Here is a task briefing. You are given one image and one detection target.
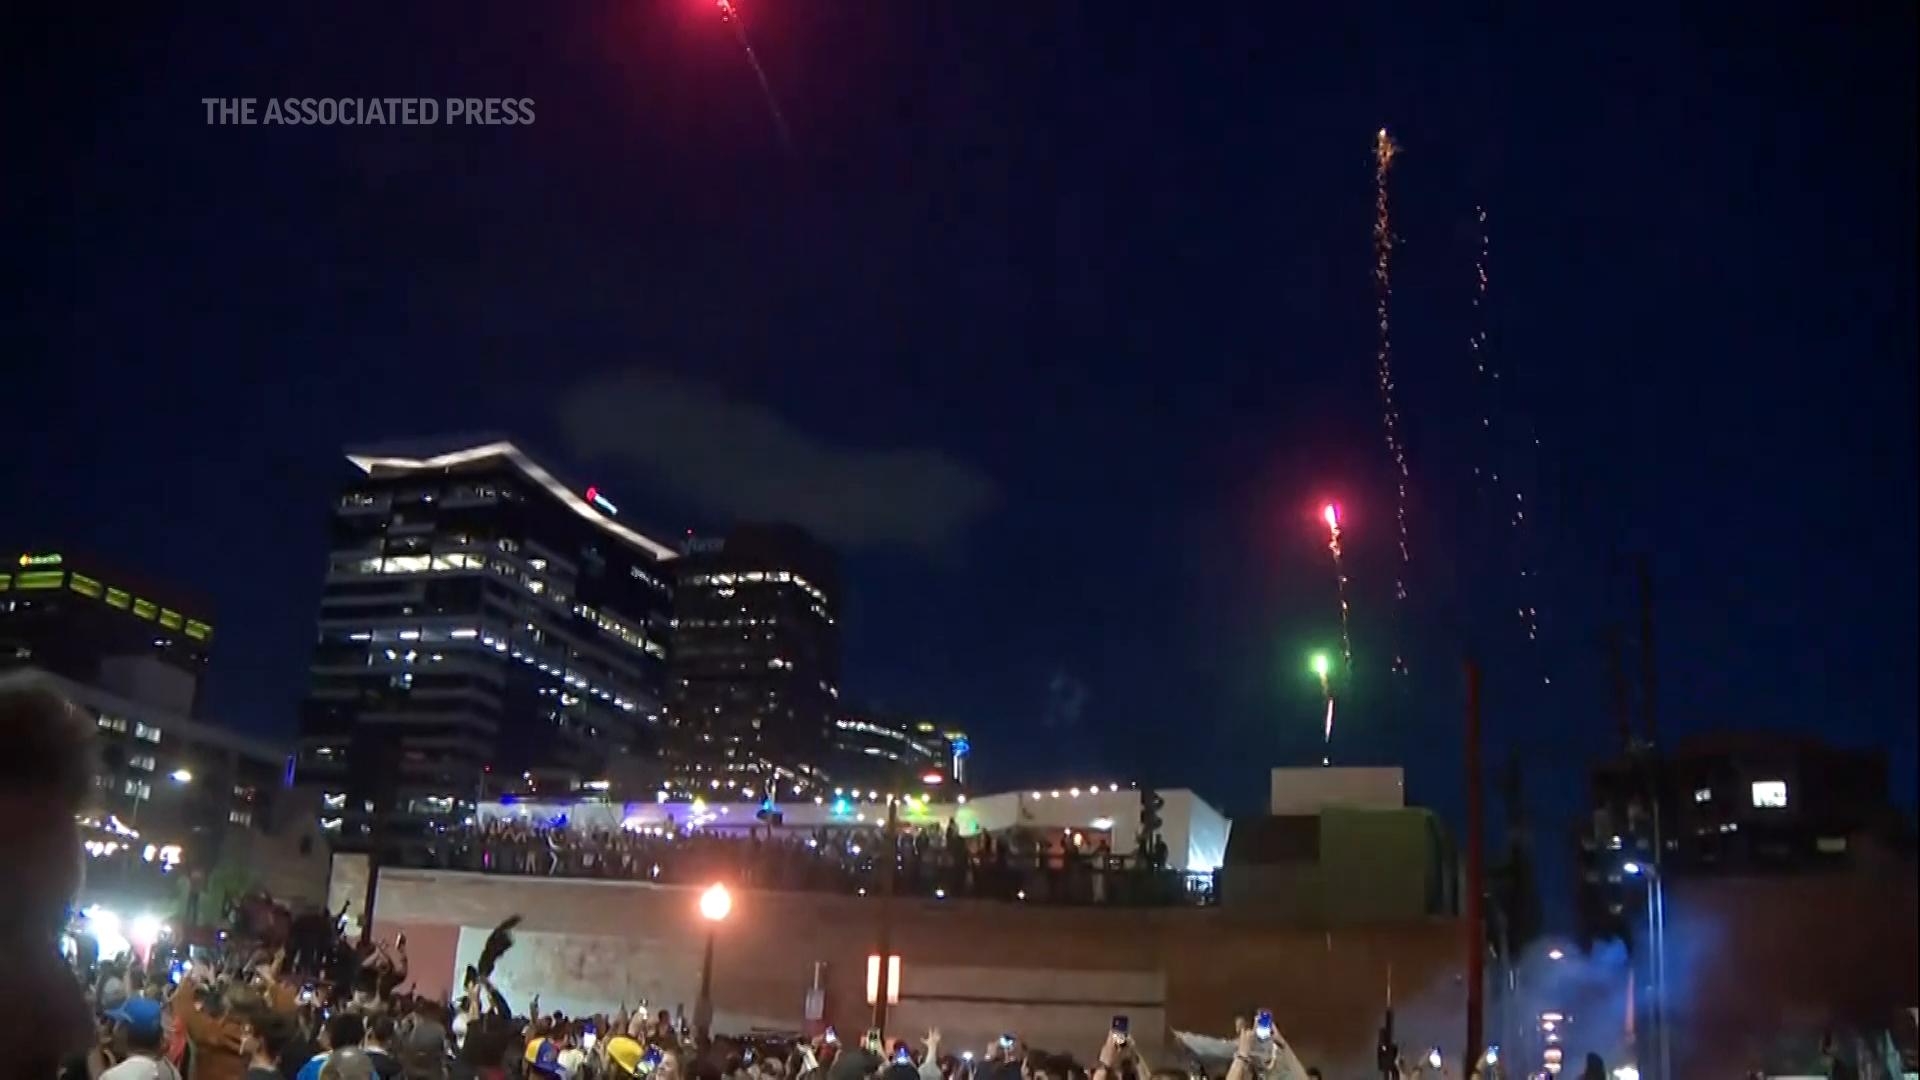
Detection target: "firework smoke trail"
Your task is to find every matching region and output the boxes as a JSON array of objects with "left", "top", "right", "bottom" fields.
[
  {"left": 1467, "top": 205, "right": 1550, "bottom": 685},
  {"left": 717, "top": 0, "right": 793, "bottom": 153},
  {"left": 1372, "top": 128, "right": 1410, "bottom": 676},
  {"left": 1324, "top": 503, "right": 1354, "bottom": 673}
]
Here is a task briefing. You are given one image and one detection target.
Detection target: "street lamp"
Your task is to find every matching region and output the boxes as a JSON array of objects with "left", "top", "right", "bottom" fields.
[
  {"left": 169, "top": 768, "right": 194, "bottom": 784},
  {"left": 693, "top": 883, "right": 731, "bottom": 1043},
  {"left": 1621, "top": 862, "right": 1670, "bottom": 1080}
]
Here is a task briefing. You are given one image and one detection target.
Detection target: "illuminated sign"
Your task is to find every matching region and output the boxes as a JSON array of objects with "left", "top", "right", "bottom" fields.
[
  {"left": 18, "top": 552, "right": 62, "bottom": 567},
  {"left": 584, "top": 486, "right": 618, "bottom": 516}
]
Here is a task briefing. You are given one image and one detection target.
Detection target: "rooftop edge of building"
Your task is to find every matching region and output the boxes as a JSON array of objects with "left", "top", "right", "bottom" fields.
[{"left": 341, "top": 436, "right": 679, "bottom": 562}]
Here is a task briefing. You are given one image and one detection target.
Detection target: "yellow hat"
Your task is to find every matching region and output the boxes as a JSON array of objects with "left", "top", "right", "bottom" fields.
[
  {"left": 525, "top": 1037, "right": 551, "bottom": 1064},
  {"left": 608, "top": 1036, "right": 647, "bottom": 1077}
]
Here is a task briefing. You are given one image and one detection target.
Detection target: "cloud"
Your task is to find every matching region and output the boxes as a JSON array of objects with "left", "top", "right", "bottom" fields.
[
  {"left": 1042, "top": 669, "right": 1089, "bottom": 729},
  {"left": 557, "top": 369, "right": 998, "bottom": 555}
]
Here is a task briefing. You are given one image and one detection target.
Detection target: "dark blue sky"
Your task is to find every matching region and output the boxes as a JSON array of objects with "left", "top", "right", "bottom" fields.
[{"left": 10, "top": 3, "right": 1915, "bottom": 920}]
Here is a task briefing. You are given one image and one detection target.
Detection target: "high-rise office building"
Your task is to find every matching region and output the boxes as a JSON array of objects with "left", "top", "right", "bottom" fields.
[
  {"left": 1, "top": 549, "right": 292, "bottom": 902},
  {"left": 1574, "top": 731, "right": 1894, "bottom": 946},
  {"left": 297, "top": 440, "right": 678, "bottom": 843},
  {"left": 828, "top": 712, "right": 971, "bottom": 795},
  {"left": 0, "top": 547, "right": 214, "bottom": 714},
  {"left": 666, "top": 525, "right": 840, "bottom": 799}
]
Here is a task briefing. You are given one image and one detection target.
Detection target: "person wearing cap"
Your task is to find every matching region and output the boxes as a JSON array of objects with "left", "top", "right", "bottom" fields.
[
  {"left": 321, "top": 1047, "right": 378, "bottom": 1080},
  {"left": 528, "top": 1036, "right": 568, "bottom": 1078},
  {"left": 102, "top": 998, "right": 184, "bottom": 1080},
  {"left": 606, "top": 1036, "right": 648, "bottom": 1079}
]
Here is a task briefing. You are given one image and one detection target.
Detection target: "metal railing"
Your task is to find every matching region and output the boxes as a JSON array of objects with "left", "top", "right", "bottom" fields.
[{"left": 393, "top": 829, "right": 1218, "bottom": 907}]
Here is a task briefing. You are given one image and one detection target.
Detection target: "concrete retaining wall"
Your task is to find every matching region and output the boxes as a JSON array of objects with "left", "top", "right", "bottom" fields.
[{"left": 331, "top": 858, "right": 1465, "bottom": 1072}]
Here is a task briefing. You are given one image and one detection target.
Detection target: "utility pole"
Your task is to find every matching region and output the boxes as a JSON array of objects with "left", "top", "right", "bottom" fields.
[
  {"left": 1635, "top": 555, "right": 1658, "bottom": 746},
  {"left": 1606, "top": 626, "right": 1634, "bottom": 751},
  {"left": 871, "top": 798, "right": 898, "bottom": 1037},
  {"left": 1464, "top": 659, "right": 1486, "bottom": 1075}
]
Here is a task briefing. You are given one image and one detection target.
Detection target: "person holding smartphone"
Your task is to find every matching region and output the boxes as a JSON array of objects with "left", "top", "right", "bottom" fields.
[
  {"left": 1091, "top": 1017, "right": 1147, "bottom": 1080},
  {"left": 824, "top": 1029, "right": 882, "bottom": 1080},
  {"left": 1226, "top": 1012, "right": 1283, "bottom": 1080}
]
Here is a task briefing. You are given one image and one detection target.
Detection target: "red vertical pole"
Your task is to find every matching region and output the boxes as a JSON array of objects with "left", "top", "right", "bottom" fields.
[{"left": 1464, "top": 659, "right": 1486, "bottom": 1074}]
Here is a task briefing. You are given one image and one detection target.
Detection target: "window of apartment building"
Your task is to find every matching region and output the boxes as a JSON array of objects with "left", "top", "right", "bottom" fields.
[
  {"left": 97, "top": 715, "right": 129, "bottom": 734},
  {"left": 228, "top": 810, "right": 252, "bottom": 827},
  {"left": 129, "top": 754, "right": 155, "bottom": 772},
  {"left": 133, "top": 722, "right": 162, "bottom": 743},
  {"left": 123, "top": 779, "right": 151, "bottom": 801}
]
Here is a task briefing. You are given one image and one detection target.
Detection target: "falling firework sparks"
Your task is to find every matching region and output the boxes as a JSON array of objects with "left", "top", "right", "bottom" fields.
[
  {"left": 717, "top": 0, "right": 793, "bottom": 153},
  {"left": 1324, "top": 502, "right": 1354, "bottom": 673},
  {"left": 1466, "top": 205, "right": 1549, "bottom": 685},
  {"left": 1372, "top": 128, "right": 1410, "bottom": 676},
  {"left": 1311, "top": 651, "right": 1335, "bottom": 765}
]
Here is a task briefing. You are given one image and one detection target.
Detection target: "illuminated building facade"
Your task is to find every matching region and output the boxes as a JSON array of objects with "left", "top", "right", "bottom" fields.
[
  {"left": 0, "top": 548, "right": 214, "bottom": 714},
  {"left": 829, "top": 712, "right": 971, "bottom": 794},
  {"left": 296, "top": 440, "right": 678, "bottom": 843},
  {"left": 1575, "top": 731, "right": 1894, "bottom": 946},
  {"left": 665, "top": 525, "right": 840, "bottom": 799}
]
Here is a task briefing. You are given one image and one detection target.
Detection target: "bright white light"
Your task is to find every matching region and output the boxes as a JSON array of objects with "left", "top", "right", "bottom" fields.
[
  {"left": 1622, "top": 861, "right": 1642, "bottom": 876},
  {"left": 698, "top": 883, "right": 732, "bottom": 922},
  {"left": 1547, "top": 948, "right": 1565, "bottom": 961},
  {"left": 129, "top": 913, "right": 163, "bottom": 949},
  {"left": 169, "top": 769, "right": 193, "bottom": 783},
  {"left": 1750, "top": 780, "right": 1788, "bottom": 809},
  {"left": 1091, "top": 818, "right": 1115, "bottom": 830},
  {"left": 1611, "top": 1067, "right": 1639, "bottom": 1080},
  {"left": 84, "top": 907, "right": 130, "bottom": 960}
]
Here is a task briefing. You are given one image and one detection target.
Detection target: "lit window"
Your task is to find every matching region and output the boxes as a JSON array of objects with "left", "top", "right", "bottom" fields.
[
  {"left": 96, "top": 715, "right": 128, "bottom": 734},
  {"left": 105, "top": 587, "right": 131, "bottom": 609},
  {"left": 184, "top": 620, "right": 212, "bottom": 641},
  {"left": 133, "top": 722, "right": 162, "bottom": 744},
  {"left": 229, "top": 810, "right": 253, "bottom": 827},
  {"left": 382, "top": 555, "right": 432, "bottom": 574},
  {"left": 1750, "top": 781, "right": 1788, "bottom": 809},
  {"left": 1693, "top": 787, "right": 1712, "bottom": 803},
  {"left": 132, "top": 598, "right": 158, "bottom": 620},
  {"left": 130, "top": 754, "right": 155, "bottom": 772},
  {"left": 15, "top": 570, "right": 64, "bottom": 590},
  {"left": 69, "top": 573, "right": 103, "bottom": 598},
  {"left": 158, "top": 609, "right": 185, "bottom": 631},
  {"left": 123, "top": 779, "right": 152, "bottom": 801}
]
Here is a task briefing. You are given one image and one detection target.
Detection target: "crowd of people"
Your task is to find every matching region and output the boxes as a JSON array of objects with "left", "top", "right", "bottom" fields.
[
  {"left": 48, "top": 899, "right": 1370, "bottom": 1080},
  {"left": 55, "top": 926, "right": 1373, "bottom": 1080},
  {"left": 401, "top": 818, "right": 1210, "bottom": 908}
]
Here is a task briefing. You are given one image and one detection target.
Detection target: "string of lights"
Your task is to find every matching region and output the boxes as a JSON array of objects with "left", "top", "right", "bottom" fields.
[{"left": 1372, "top": 128, "right": 1411, "bottom": 676}]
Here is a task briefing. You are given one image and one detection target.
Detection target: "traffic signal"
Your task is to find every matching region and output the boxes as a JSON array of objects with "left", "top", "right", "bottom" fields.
[{"left": 1139, "top": 790, "right": 1164, "bottom": 839}]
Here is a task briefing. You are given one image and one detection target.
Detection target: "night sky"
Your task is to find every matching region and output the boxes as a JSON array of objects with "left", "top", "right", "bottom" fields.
[{"left": 10, "top": 3, "right": 1915, "bottom": 921}]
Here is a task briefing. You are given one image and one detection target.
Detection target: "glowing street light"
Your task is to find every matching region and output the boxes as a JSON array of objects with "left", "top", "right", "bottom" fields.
[
  {"left": 1547, "top": 947, "right": 1566, "bottom": 961},
  {"left": 169, "top": 768, "right": 193, "bottom": 784},
  {"left": 1309, "top": 652, "right": 1331, "bottom": 679},
  {"left": 698, "top": 882, "right": 733, "bottom": 922},
  {"left": 694, "top": 883, "right": 731, "bottom": 1040}
]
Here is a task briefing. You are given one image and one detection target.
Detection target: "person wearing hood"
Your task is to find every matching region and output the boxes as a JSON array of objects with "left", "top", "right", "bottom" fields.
[{"left": 825, "top": 1030, "right": 883, "bottom": 1080}]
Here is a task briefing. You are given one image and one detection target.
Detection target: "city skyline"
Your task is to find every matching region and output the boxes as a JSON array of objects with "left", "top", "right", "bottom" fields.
[{"left": 8, "top": 1, "right": 1915, "bottom": 931}]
